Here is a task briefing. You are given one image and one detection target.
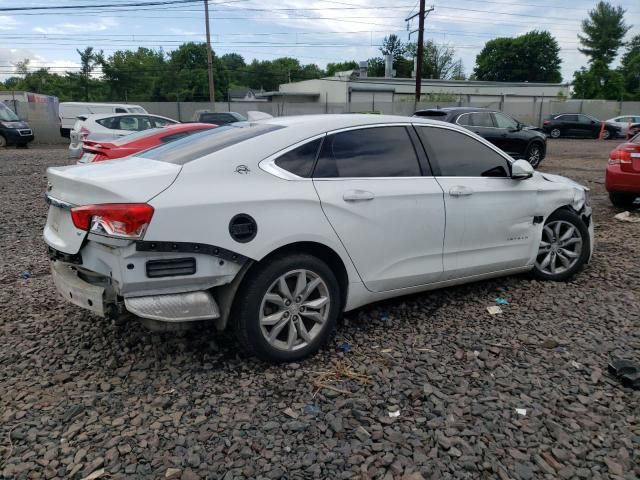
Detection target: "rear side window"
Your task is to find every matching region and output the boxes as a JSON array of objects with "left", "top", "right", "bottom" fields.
[
  {"left": 115, "top": 108, "right": 127, "bottom": 113},
  {"left": 152, "top": 116, "right": 175, "bottom": 127},
  {"left": 414, "top": 110, "right": 447, "bottom": 119},
  {"left": 140, "top": 124, "right": 284, "bottom": 165},
  {"left": 558, "top": 115, "right": 577, "bottom": 121},
  {"left": 274, "top": 138, "right": 322, "bottom": 177},
  {"left": 96, "top": 117, "right": 119, "bottom": 129},
  {"left": 314, "top": 126, "right": 421, "bottom": 178},
  {"left": 416, "top": 126, "right": 509, "bottom": 177}
]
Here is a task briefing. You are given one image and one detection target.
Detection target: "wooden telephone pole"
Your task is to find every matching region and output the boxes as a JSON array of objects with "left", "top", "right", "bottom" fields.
[
  {"left": 204, "top": 0, "right": 215, "bottom": 103},
  {"left": 406, "top": 2, "right": 434, "bottom": 101}
]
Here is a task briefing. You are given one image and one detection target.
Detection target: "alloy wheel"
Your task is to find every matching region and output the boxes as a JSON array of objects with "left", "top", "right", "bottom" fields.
[
  {"left": 527, "top": 145, "right": 542, "bottom": 167},
  {"left": 535, "top": 220, "right": 583, "bottom": 276},
  {"left": 259, "top": 269, "right": 331, "bottom": 351},
  {"left": 550, "top": 128, "right": 561, "bottom": 138}
]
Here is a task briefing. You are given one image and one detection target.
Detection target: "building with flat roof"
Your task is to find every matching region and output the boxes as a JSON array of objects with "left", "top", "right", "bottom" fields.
[{"left": 278, "top": 74, "right": 570, "bottom": 105}]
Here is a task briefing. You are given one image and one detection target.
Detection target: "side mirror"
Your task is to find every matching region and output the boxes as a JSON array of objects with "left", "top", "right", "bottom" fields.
[{"left": 511, "top": 159, "right": 534, "bottom": 179}]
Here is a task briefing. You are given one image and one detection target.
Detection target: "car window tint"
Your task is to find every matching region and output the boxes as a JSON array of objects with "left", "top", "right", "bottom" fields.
[
  {"left": 96, "top": 117, "right": 120, "bottom": 129},
  {"left": 494, "top": 112, "right": 518, "bottom": 129},
  {"left": 153, "top": 117, "right": 174, "bottom": 127},
  {"left": 469, "top": 112, "right": 494, "bottom": 127},
  {"left": 140, "top": 124, "right": 284, "bottom": 165},
  {"left": 115, "top": 108, "right": 127, "bottom": 113},
  {"left": 559, "top": 114, "right": 577, "bottom": 121},
  {"left": 416, "top": 126, "right": 509, "bottom": 177},
  {"left": 274, "top": 138, "right": 322, "bottom": 178},
  {"left": 314, "top": 126, "right": 421, "bottom": 178},
  {"left": 577, "top": 115, "right": 593, "bottom": 124},
  {"left": 137, "top": 116, "right": 153, "bottom": 130},
  {"left": 456, "top": 113, "right": 472, "bottom": 126}
]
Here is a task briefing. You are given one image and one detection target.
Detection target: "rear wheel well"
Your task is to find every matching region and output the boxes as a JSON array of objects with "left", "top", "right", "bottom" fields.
[{"left": 257, "top": 242, "right": 349, "bottom": 310}]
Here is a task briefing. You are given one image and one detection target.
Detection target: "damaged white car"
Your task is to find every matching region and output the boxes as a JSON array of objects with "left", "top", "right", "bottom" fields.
[{"left": 44, "top": 114, "right": 594, "bottom": 362}]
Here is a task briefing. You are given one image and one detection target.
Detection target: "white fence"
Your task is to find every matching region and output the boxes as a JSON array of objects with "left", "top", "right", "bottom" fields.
[{"left": 21, "top": 99, "right": 640, "bottom": 144}]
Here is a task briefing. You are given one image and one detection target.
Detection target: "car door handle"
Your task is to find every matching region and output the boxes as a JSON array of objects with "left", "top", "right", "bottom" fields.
[
  {"left": 343, "top": 190, "right": 375, "bottom": 202},
  {"left": 449, "top": 186, "right": 474, "bottom": 197}
]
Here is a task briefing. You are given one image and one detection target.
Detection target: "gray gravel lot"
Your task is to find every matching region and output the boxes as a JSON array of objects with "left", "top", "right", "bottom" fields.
[{"left": 1, "top": 140, "right": 639, "bottom": 480}]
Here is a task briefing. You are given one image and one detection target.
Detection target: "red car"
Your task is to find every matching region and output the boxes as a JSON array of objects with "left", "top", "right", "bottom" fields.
[
  {"left": 79, "top": 123, "right": 217, "bottom": 163},
  {"left": 606, "top": 134, "right": 640, "bottom": 207}
]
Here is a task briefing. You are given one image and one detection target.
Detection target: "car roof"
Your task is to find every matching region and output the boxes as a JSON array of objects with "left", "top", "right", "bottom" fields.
[
  {"left": 255, "top": 113, "right": 470, "bottom": 137},
  {"left": 414, "top": 107, "right": 496, "bottom": 114},
  {"left": 163, "top": 122, "right": 216, "bottom": 131},
  {"left": 83, "top": 113, "right": 176, "bottom": 121},
  {"left": 61, "top": 102, "right": 144, "bottom": 108}
]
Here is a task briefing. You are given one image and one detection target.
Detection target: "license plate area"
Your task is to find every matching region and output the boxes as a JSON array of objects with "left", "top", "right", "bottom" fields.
[{"left": 51, "top": 262, "right": 105, "bottom": 316}]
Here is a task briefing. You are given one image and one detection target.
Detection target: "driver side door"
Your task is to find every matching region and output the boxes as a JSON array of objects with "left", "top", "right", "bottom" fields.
[{"left": 414, "top": 125, "right": 540, "bottom": 279}]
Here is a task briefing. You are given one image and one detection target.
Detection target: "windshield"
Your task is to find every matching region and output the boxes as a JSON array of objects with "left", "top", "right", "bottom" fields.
[
  {"left": 139, "top": 123, "right": 284, "bottom": 165},
  {"left": 0, "top": 104, "right": 20, "bottom": 122},
  {"left": 112, "top": 128, "right": 161, "bottom": 145}
]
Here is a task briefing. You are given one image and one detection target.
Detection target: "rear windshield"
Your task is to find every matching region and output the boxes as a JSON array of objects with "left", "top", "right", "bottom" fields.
[
  {"left": 112, "top": 128, "right": 161, "bottom": 145},
  {"left": 139, "top": 123, "right": 284, "bottom": 165}
]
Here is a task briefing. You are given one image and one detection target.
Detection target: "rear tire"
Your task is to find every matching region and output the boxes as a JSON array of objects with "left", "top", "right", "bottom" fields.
[
  {"left": 0, "top": 134, "right": 6, "bottom": 147},
  {"left": 532, "top": 209, "right": 590, "bottom": 282},
  {"left": 232, "top": 253, "right": 341, "bottom": 362},
  {"left": 609, "top": 192, "right": 638, "bottom": 208},
  {"left": 549, "top": 128, "right": 561, "bottom": 139},
  {"left": 602, "top": 129, "right": 611, "bottom": 140}
]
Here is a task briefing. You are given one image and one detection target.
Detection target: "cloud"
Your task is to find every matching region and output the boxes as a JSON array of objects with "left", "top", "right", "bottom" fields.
[
  {"left": 168, "top": 27, "right": 200, "bottom": 36},
  {"left": 0, "top": 15, "right": 19, "bottom": 31},
  {"left": 33, "top": 17, "right": 118, "bottom": 35},
  {"left": 0, "top": 48, "right": 81, "bottom": 80}
]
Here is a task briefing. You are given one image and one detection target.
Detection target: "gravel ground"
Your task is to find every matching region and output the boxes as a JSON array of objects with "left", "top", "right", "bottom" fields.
[{"left": 1, "top": 140, "right": 639, "bottom": 480}]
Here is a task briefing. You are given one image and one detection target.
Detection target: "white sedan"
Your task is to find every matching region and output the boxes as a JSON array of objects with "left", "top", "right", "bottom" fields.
[
  {"left": 606, "top": 115, "right": 640, "bottom": 137},
  {"left": 44, "top": 114, "right": 594, "bottom": 362},
  {"left": 68, "top": 112, "right": 178, "bottom": 160}
]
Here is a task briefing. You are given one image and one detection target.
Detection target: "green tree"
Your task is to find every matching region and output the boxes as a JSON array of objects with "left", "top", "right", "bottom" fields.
[
  {"left": 74, "top": 47, "right": 102, "bottom": 101},
  {"left": 100, "top": 48, "right": 166, "bottom": 101},
  {"left": 380, "top": 34, "right": 405, "bottom": 62},
  {"left": 325, "top": 60, "right": 358, "bottom": 77},
  {"left": 620, "top": 35, "right": 640, "bottom": 99},
  {"left": 578, "top": 1, "right": 629, "bottom": 66},
  {"left": 473, "top": 31, "right": 561, "bottom": 82},
  {"left": 573, "top": 61, "right": 624, "bottom": 100},
  {"left": 367, "top": 57, "right": 385, "bottom": 77},
  {"left": 220, "top": 53, "right": 247, "bottom": 86}
]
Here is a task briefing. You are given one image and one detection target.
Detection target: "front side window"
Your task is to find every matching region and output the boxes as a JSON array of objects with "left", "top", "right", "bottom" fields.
[
  {"left": 416, "top": 126, "right": 509, "bottom": 177},
  {"left": 274, "top": 138, "right": 322, "bottom": 178},
  {"left": 469, "top": 112, "right": 494, "bottom": 128},
  {"left": 577, "top": 115, "right": 594, "bottom": 124},
  {"left": 0, "top": 104, "right": 19, "bottom": 122},
  {"left": 313, "top": 126, "right": 421, "bottom": 178},
  {"left": 494, "top": 113, "right": 518, "bottom": 129},
  {"left": 152, "top": 116, "right": 175, "bottom": 127}
]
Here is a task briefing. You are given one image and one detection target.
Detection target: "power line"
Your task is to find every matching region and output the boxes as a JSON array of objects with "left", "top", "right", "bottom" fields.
[{"left": 0, "top": 0, "right": 202, "bottom": 12}]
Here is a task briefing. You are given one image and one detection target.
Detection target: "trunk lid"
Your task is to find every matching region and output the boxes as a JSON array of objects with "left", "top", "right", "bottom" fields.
[{"left": 44, "top": 157, "right": 181, "bottom": 254}]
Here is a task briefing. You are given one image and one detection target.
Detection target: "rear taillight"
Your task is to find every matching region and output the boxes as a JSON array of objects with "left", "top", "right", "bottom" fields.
[
  {"left": 79, "top": 126, "right": 90, "bottom": 139},
  {"left": 543, "top": 120, "right": 550, "bottom": 125},
  {"left": 70, "top": 204, "right": 154, "bottom": 239},
  {"left": 609, "top": 144, "right": 640, "bottom": 165}
]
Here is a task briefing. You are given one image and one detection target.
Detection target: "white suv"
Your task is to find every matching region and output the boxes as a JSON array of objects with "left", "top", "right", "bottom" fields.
[{"left": 44, "top": 114, "right": 593, "bottom": 362}]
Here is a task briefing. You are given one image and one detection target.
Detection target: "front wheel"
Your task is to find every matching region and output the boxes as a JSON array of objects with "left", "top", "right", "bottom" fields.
[
  {"left": 532, "top": 209, "right": 590, "bottom": 281},
  {"left": 525, "top": 142, "right": 544, "bottom": 168},
  {"left": 0, "top": 134, "right": 6, "bottom": 148},
  {"left": 609, "top": 192, "right": 638, "bottom": 208},
  {"left": 232, "top": 253, "right": 341, "bottom": 362}
]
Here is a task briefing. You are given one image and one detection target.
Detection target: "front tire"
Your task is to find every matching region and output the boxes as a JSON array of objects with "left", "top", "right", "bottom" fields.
[
  {"left": 525, "top": 142, "right": 544, "bottom": 168},
  {"left": 532, "top": 209, "right": 590, "bottom": 281},
  {"left": 609, "top": 192, "right": 638, "bottom": 208},
  {"left": 0, "top": 134, "right": 6, "bottom": 148},
  {"left": 232, "top": 253, "right": 341, "bottom": 362}
]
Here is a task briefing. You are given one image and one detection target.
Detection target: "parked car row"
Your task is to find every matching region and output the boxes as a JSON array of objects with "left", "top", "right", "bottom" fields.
[{"left": 44, "top": 113, "right": 594, "bottom": 362}]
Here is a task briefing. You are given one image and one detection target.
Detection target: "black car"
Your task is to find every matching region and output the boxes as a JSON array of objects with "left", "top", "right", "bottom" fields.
[
  {"left": 413, "top": 107, "right": 546, "bottom": 168},
  {"left": 0, "top": 103, "right": 34, "bottom": 148},
  {"left": 191, "top": 110, "right": 246, "bottom": 125},
  {"left": 542, "top": 113, "right": 620, "bottom": 140}
]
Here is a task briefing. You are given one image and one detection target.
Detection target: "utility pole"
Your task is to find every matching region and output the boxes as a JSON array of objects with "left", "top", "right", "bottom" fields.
[
  {"left": 204, "top": 0, "right": 215, "bottom": 103},
  {"left": 406, "top": 2, "right": 434, "bottom": 102}
]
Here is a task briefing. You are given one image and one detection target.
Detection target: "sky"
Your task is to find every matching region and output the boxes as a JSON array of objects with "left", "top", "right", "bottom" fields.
[{"left": 0, "top": 0, "right": 638, "bottom": 84}]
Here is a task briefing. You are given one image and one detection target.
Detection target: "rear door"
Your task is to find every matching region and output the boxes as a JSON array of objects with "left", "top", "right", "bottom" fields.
[
  {"left": 492, "top": 112, "right": 526, "bottom": 156},
  {"left": 312, "top": 125, "right": 446, "bottom": 292},
  {"left": 457, "top": 111, "right": 496, "bottom": 142},
  {"left": 576, "top": 114, "right": 598, "bottom": 137},
  {"left": 415, "top": 125, "right": 539, "bottom": 279}
]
